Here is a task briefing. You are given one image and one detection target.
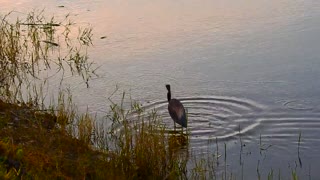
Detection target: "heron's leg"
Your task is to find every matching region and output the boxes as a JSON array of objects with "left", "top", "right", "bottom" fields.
[{"left": 174, "top": 121, "right": 176, "bottom": 131}]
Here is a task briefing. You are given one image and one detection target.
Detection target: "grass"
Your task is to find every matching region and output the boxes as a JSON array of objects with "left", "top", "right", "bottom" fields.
[
  {"left": 0, "top": 91, "right": 190, "bottom": 179},
  {"left": 0, "top": 10, "right": 96, "bottom": 104},
  {"left": 0, "top": 10, "right": 305, "bottom": 179}
]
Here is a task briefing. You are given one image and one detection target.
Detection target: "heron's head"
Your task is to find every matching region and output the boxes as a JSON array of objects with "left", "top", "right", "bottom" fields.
[{"left": 166, "top": 84, "right": 171, "bottom": 91}]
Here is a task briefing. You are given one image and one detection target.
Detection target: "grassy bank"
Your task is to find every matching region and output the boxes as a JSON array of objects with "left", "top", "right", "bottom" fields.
[{"left": 0, "top": 93, "right": 188, "bottom": 179}]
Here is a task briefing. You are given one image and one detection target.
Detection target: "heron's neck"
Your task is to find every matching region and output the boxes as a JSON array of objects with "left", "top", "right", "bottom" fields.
[{"left": 167, "top": 91, "right": 171, "bottom": 102}]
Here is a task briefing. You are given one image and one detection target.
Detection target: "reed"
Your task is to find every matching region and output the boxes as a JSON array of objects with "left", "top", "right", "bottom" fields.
[{"left": 0, "top": 10, "right": 96, "bottom": 104}]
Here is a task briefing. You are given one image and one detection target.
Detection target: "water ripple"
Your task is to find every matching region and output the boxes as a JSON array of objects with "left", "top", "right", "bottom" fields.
[{"left": 139, "top": 96, "right": 320, "bottom": 151}]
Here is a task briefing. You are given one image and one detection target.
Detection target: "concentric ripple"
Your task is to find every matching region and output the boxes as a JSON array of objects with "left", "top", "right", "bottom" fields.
[
  {"left": 141, "top": 96, "right": 266, "bottom": 141},
  {"left": 138, "top": 96, "right": 320, "bottom": 152}
]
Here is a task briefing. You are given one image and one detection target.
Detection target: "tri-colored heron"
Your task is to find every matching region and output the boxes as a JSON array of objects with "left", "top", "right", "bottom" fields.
[{"left": 166, "top": 84, "right": 187, "bottom": 131}]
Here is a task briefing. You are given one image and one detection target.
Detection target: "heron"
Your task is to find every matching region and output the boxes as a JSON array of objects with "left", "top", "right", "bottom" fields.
[{"left": 166, "top": 84, "right": 187, "bottom": 132}]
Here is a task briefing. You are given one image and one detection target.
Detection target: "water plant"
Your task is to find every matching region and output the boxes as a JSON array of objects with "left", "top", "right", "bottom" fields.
[{"left": 0, "top": 10, "right": 96, "bottom": 104}]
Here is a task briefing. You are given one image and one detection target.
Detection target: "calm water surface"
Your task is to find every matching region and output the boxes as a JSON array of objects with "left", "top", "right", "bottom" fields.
[{"left": 2, "top": 0, "right": 320, "bottom": 178}]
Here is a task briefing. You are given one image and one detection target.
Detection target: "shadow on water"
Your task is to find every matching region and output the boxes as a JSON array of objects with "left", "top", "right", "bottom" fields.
[{"left": 168, "top": 133, "right": 188, "bottom": 152}]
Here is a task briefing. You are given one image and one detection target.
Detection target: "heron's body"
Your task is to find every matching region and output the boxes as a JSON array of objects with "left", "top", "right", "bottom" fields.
[
  {"left": 166, "top": 84, "right": 187, "bottom": 128},
  {"left": 168, "top": 99, "right": 187, "bottom": 127}
]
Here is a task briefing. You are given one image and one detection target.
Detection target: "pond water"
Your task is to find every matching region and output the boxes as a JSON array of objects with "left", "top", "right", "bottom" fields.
[{"left": 2, "top": 0, "right": 320, "bottom": 178}]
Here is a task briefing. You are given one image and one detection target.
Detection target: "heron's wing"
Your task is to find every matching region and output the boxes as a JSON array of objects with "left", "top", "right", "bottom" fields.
[{"left": 168, "top": 104, "right": 181, "bottom": 120}]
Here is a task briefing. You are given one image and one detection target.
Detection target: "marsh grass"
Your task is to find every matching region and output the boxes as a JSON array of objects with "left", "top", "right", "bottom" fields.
[
  {"left": 0, "top": 90, "right": 191, "bottom": 179},
  {"left": 0, "top": 10, "right": 96, "bottom": 104},
  {"left": 103, "top": 92, "right": 190, "bottom": 179}
]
